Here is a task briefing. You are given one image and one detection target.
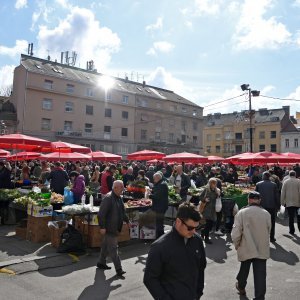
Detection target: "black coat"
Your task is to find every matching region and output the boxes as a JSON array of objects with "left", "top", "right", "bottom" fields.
[
  {"left": 255, "top": 179, "right": 280, "bottom": 209},
  {"left": 0, "top": 167, "right": 12, "bottom": 188},
  {"left": 98, "top": 191, "right": 129, "bottom": 234},
  {"left": 47, "top": 168, "right": 69, "bottom": 195},
  {"left": 149, "top": 179, "right": 169, "bottom": 213},
  {"left": 144, "top": 227, "right": 207, "bottom": 300}
]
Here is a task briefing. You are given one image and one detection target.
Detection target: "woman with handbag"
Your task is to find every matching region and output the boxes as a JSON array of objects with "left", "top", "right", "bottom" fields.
[{"left": 199, "top": 177, "right": 220, "bottom": 244}]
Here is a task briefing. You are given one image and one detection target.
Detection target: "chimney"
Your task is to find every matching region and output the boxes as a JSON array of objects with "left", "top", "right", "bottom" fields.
[
  {"left": 143, "top": 80, "right": 146, "bottom": 87},
  {"left": 282, "top": 106, "right": 290, "bottom": 116}
]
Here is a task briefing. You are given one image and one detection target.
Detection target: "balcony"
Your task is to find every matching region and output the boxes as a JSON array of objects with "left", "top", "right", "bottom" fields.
[{"left": 56, "top": 131, "right": 82, "bottom": 137}]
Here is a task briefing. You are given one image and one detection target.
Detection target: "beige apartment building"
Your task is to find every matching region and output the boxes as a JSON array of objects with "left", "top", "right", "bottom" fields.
[
  {"left": 203, "top": 106, "right": 297, "bottom": 157},
  {"left": 10, "top": 54, "right": 204, "bottom": 156}
]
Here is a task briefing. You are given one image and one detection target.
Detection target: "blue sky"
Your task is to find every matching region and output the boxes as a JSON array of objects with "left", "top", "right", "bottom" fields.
[{"left": 1, "top": 0, "right": 300, "bottom": 116}]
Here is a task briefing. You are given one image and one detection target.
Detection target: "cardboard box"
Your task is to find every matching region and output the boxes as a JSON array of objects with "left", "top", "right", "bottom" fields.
[
  {"left": 27, "top": 203, "right": 53, "bottom": 218},
  {"left": 26, "top": 215, "right": 52, "bottom": 243},
  {"left": 140, "top": 226, "right": 156, "bottom": 240},
  {"left": 15, "top": 226, "right": 27, "bottom": 239},
  {"left": 84, "top": 214, "right": 99, "bottom": 225},
  {"left": 87, "top": 225, "right": 104, "bottom": 248},
  {"left": 130, "top": 222, "right": 139, "bottom": 239},
  {"left": 49, "top": 221, "right": 68, "bottom": 248}
]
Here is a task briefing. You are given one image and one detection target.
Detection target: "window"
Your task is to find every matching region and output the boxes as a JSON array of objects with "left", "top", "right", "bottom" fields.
[
  {"left": 181, "top": 134, "right": 186, "bottom": 143},
  {"left": 122, "top": 95, "right": 128, "bottom": 104},
  {"left": 44, "top": 79, "right": 53, "bottom": 90},
  {"left": 122, "top": 111, "right": 129, "bottom": 120},
  {"left": 86, "top": 105, "right": 93, "bottom": 115},
  {"left": 141, "top": 114, "right": 148, "bottom": 121},
  {"left": 224, "top": 143, "right": 231, "bottom": 153},
  {"left": 66, "top": 84, "right": 74, "bottom": 93},
  {"left": 235, "top": 132, "right": 242, "bottom": 140},
  {"left": 206, "top": 134, "right": 212, "bottom": 142},
  {"left": 182, "top": 106, "right": 187, "bottom": 113},
  {"left": 64, "top": 121, "right": 73, "bottom": 131},
  {"left": 103, "top": 144, "right": 113, "bottom": 152},
  {"left": 193, "top": 136, "right": 198, "bottom": 145},
  {"left": 285, "top": 139, "right": 289, "bottom": 148},
  {"left": 294, "top": 138, "right": 299, "bottom": 148},
  {"left": 42, "top": 98, "right": 52, "bottom": 110},
  {"left": 84, "top": 123, "right": 93, "bottom": 134},
  {"left": 141, "top": 129, "right": 147, "bottom": 140},
  {"left": 216, "top": 134, "right": 221, "bottom": 141},
  {"left": 259, "top": 131, "right": 265, "bottom": 139},
  {"left": 193, "top": 122, "right": 198, "bottom": 131},
  {"left": 169, "top": 133, "right": 174, "bottom": 142},
  {"left": 216, "top": 145, "right": 221, "bottom": 153},
  {"left": 259, "top": 144, "right": 265, "bottom": 152},
  {"left": 86, "top": 87, "right": 94, "bottom": 97},
  {"left": 235, "top": 145, "right": 243, "bottom": 153},
  {"left": 192, "top": 110, "right": 197, "bottom": 117},
  {"left": 224, "top": 131, "right": 232, "bottom": 140},
  {"left": 155, "top": 131, "right": 161, "bottom": 140},
  {"left": 105, "top": 108, "right": 112, "bottom": 118},
  {"left": 65, "top": 101, "right": 74, "bottom": 112},
  {"left": 41, "top": 118, "right": 51, "bottom": 130},
  {"left": 156, "top": 118, "right": 162, "bottom": 128},
  {"left": 169, "top": 119, "right": 175, "bottom": 127},
  {"left": 181, "top": 121, "right": 187, "bottom": 131},
  {"left": 270, "top": 144, "right": 277, "bottom": 152},
  {"left": 270, "top": 131, "right": 276, "bottom": 139},
  {"left": 121, "top": 128, "right": 128, "bottom": 137},
  {"left": 104, "top": 126, "right": 111, "bottom": 139},
  {"left": 119, "top": 145, "right": 129, "bottom": 155},
  {"left": 170, "top": 105, "right": 176, "bottom": 112},
  {"left": 106, "top": 91, "right": 112, "bottom": 101},
  {"left": 206, "top": 146, "right": 211, "bottom": 153}
]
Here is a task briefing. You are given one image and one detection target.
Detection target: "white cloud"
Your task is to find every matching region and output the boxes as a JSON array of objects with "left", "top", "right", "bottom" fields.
[
  {"left": 36, "top": 7, "right": 121, "bottom": 72},
  {"left": 145, "top": 17, "right": 163, "bottom": 31},
  {"left": 15, "top": 0, "right": 27, "bottom": 10},
  {"left": 0, "top": 65, "right": 15, "bottom": 94},
  {"left": 185, "top": 21, "right": 193, "bottom": 29},
  {"left": 31, "top": 0, "right": 54, "bottom": 31},
  {"left": 0, "top": 40, "right": 28, "bottom": 58},
  {"left": 261, "top": 85, "right": 275, "bottom": 94},
  {"left": 146, "top": 41, "right": 175, "bottom": 56},
  {"left": 233, "top": 0, "right": 291, "bottom": 50},
  {"left": 182, "top": 0, "right": 223, "bottom": 17},
  {"left": 55, "top": 0, "right": 71, "bottom": 9},
  {"left": 285, "top": 87, "right": 300, "bottom": 114}
]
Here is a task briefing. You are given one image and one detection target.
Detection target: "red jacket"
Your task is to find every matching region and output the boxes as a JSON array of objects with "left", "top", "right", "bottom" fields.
[{"left": 100, "top": 171, "right": 114, "bottom": 195}]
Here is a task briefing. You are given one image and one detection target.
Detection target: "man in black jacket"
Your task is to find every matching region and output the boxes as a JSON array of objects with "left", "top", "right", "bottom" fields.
[
  {"left": 144, "top": 202, "right": 207, "bottom": 300},
  {"left": 47, "top": 162, "right": 69, "bottom": 195},
  {"left": 0, "top": 161, "right": 12, "bottom": 189},
  {"left": 149, "top": 172, "right": 169, "bottom": 238},
  {"left": 174, "top": 165, "right": 191, "bottom": 201},
  {"left": 97, "top": 180, "right": 129, "bottom": 277},
  {"left": 255, "top": 171, "right": 280, "bottom": 242}
]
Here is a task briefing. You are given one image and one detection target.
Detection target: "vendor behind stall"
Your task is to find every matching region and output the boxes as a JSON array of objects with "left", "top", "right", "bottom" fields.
[
  {"left": 47, "top": 162, "right": 69, "bottom": 195},
  {"left": 70, "top": 171, "right": 86, "bottom": 204}
]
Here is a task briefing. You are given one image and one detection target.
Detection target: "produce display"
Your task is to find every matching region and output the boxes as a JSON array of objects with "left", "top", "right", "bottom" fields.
[
  {"left": 188, "top": 187, "right": 205, "bottom": 197},
  {"left": 50, "top": 192, "right": 64, "bottom": 204},
  {"left": 13, "top": 195, "right": 34, "bottom": 207},
  {"left": 0, "top": 189, "right": 21, "bottom": 202},
  {"left": 223, "top": 185, "right": 243, "bottom": 198},
  {"left": 62, "top": 204, "right": 94, "bottom": 215},
  {"left": 126, "top": 180, "right": 146, "bottom": 193},
  {"left": 124, "top": 199, "right": 152, "bottom": 208},
  {"left": 168, "top": 185, "right": 181, "bottom": 205}
]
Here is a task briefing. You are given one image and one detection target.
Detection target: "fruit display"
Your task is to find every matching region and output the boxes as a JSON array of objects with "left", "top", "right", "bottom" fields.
[
  {"left": 127, "top": 180, "right": 146, "bottom": 193},
  {"left": 124, "top": 199, "right": 152, "bottom": 208},
  {"left": 50, "top": 192, "right": 64, "bottom": 204}
]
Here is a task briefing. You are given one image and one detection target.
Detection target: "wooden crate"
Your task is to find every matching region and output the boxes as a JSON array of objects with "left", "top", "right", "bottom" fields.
[
  {"left": 15, "top": 226, "right": 27, "bottom": 240},
  {"left": 49, "top": 221, "right": 68, "bottom": 248},
  {"left": 26, "top": 215, "right": 52, "bottom": 243}
]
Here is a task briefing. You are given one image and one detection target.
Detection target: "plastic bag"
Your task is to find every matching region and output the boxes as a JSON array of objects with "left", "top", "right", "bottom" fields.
[
  {"left": 233, "top": 203, "right": 239, "bottom": 216},
  {"left": 64, "top": 188, "right": 74, "bottom": 205},
  {"left": 190, "top": 179, "right": 197, "bottom": 189},
  {"left": 277, "top": 205, "right": 285, "bottom": 220},
  {"left": 215, "top": 197, "right": 222, "bottom": 212}
]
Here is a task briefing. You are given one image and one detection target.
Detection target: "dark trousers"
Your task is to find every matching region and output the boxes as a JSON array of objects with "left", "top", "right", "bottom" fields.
[
  {"left": 215, "top": 212, "right": 222, "bottom": 231},
  {"left": 98, "top": 233, "right": 122, "bottom": 271},
  {"left": 264, "top": 208, "right": 276, "bottom": 239},
  {"left": 237, "top": 258, "right": 267, "bottom": 300},
  {"left": 202, "top": 219, "right": 214, "bottom": 238},
  {"left": 155, "top": 212, "right": 165, "bottom": 238},
  {"left": 286, "top": 206, "right": 300, "bottom": 234}
]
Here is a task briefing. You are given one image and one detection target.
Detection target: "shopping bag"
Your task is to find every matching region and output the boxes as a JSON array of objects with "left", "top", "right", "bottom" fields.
[
  {"left": 233, "top": 203, "right": 239, "bottom": 216},
  {"left": 277, "top": 205, "right": 285, "bottom": 220},
  {"left": 64, "top": 188, "right": 74, "bottom": 205},
  {"left": 215, "top": 197, "right": 222, "bottom": 212}
]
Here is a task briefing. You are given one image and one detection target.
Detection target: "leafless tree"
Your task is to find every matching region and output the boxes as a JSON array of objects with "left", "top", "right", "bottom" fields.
[{"left": 0, "top": 85, "right": 13, "bottom": 97}]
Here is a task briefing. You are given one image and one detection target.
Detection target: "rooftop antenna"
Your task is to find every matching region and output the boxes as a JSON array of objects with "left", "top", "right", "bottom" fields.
[
  {"left": 46, "top": 49, "right": 50, "bottom": 61},
  {"left": 27, "top": 43, "right": 33, "bottom": 56}
]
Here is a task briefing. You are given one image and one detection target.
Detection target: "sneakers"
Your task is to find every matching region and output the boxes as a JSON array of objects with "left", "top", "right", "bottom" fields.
[
  {"left": 270, "top": 237, "right": 276, "bottom": 243},
  {"left": 116, "top": 269, "right": 126, "bottom": 277},
  {"left": 96, "top": 263, "right": 111, "bottom": 270},
  {"left": 215, "top": 230, "right": 223, "bottom": 235},
  {"left": 235, "top": 282, "right": 246, "bottom": 295}
]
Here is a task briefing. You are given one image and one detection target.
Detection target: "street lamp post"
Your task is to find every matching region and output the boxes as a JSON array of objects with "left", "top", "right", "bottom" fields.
[{"left": 240, "top": 84, "right": 260, "bottom": 153}]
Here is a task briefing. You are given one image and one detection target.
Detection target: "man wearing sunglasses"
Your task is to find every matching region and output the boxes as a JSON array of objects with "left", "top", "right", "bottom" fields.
[{"left": 144, "top": 202, "right": 207, "bottom": 300}]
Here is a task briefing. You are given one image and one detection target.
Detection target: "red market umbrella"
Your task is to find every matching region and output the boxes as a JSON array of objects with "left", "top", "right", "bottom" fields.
[
  {"left": 0, "top": 133, "right": 51, "bottom": 150},
  {"left": 280, "top": 152, "right": 300, "bottom": 162},
  {"left": 207, "top": 155, "right": 224, "bottom": 162},
  {"left": 164, "top": 152, "right": 208, "bottom": 163},
  {"left": 42, "top": 141, "right": 91, "bottom": 154},
  {"left": 146, "top": 159, "right": 164, "bottom": 164},
  {"left": 40, "top": 152, "right": 91, "bottom": 162},
  {"left": 223, "top": 152, "right": 253, "bottom": 163},
  {"left": 239, "top": 151, "right": 293, "bottom": 164},
  {"left": 91, "top": 151, "right": 122, "bottom": 162},
  {"left": 7, "top": 151, "right": 42, "bottom": 161},
  {"left": 127, "top": 149, "right": 165, "bottom": 161},
  {"left": 0, "top": 149, "right": 10, "bottom": 158}
]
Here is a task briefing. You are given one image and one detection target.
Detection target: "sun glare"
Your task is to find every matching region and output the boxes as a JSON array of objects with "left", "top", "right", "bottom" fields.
[{"left": 98, "top": 76, "right": 115, "bottom": 91}]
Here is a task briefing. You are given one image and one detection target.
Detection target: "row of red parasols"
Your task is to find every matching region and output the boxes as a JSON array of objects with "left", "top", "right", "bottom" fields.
[{"left": 0, "top": 133, "right": 300, "bottom": 164}]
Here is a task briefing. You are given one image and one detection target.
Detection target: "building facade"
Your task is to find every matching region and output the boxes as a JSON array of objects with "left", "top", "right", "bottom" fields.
[
  {"left": 203, "top": 106, "right": 297, "bottom": 157},
  {"left": 10, "top": 54, "right": 204, "bottom": 156}
]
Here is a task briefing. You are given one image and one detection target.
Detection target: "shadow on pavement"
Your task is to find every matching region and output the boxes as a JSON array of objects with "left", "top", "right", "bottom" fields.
[
  {"left": 283, "top": 233, "right": 300, "bottom": 246},
  {"left": 78, "top": 269, "right": 122, "bottom": 300},
  {"left": 204, "top": 233, "right": 233, "bottom": 264},
  {"left": 270, "top": 241, "right": 299, "bottom": 265}
]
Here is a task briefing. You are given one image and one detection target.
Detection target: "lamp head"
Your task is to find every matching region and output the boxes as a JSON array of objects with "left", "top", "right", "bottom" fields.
[
  {"left": 251, "top": 90, "right": 260, "bottom": 97},
  {"left": 241, "top": 84, "right": 250, "bottom": 91}
]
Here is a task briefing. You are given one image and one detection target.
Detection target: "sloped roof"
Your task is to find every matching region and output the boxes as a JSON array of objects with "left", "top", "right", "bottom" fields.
[{"left": 20, "top": 54, "right": 201, "bottom": 108}]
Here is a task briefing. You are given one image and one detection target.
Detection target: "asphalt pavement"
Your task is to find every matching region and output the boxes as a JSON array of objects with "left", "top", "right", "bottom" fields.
[{"left": 0, "top": 217, "right": 299, "bottom": 300}]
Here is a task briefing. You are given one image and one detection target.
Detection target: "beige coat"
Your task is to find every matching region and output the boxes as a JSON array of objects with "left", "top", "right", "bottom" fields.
[
  {"left": 281, "top": 177, "right": 300, "bottom": 207},
  {"left": 231, "top": 205, "right": 271, "bottom": 262}
]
